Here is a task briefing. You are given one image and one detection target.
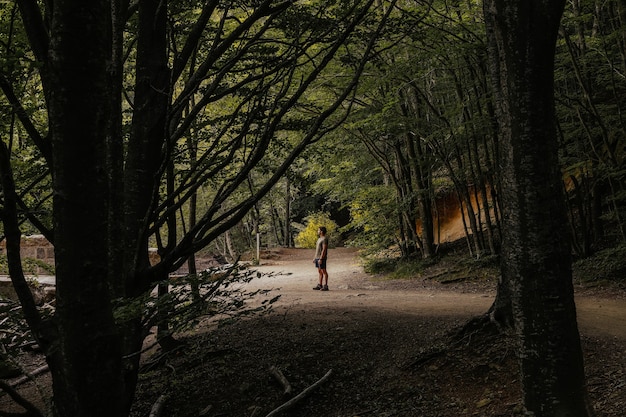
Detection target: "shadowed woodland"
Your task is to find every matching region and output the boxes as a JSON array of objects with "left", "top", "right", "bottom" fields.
[{"left": 1, "top": 1, "right": 626, "bottom": 416}]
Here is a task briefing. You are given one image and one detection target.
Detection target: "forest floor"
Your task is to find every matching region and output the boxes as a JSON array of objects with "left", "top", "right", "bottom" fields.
[
  {"left": 131, "top": 247, "right": 625, "bottom": 417},
  {"left": 2, "top": 246, "right": 625, "bottom": 416}
]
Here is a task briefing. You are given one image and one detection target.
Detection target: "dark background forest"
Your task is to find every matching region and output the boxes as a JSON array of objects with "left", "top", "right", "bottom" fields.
[{"left": 1, "top": 1, "right": 625, "bottom": 416}]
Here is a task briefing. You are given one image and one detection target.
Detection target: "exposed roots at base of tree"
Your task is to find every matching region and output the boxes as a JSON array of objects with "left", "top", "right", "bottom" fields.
[{"left": 402, "top": 313, "right": 513, "bottom": 370}]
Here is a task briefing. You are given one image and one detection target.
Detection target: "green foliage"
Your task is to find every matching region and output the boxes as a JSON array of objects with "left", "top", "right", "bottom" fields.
[
  {"left": 361, "top": 246, "right": 499, "bottom": 282},
  {"left": 362, "top": 254, "right": 428, "bottom": 278},
  {"left": 574, "top": 244, "right": 626, "bottom": 284},
  {"left": 361, "top": 255, "right": 398, "bottom": 274},
  {"left": 342, "top": 185, "right": 399, "bottom": 251},
  {"left": 298, "top": 0, "right": 498, "bottom": 257},
  {"left": 0, "top": 264, "right": 280, "bottom": 374},
  {"left": 388, "top": 258, "right": 427, "bottom": 279},
  {"left": 294, "top": 212, "right": 338, "bottom": 248},
  {"left": 0, "top": 255, "right": 55, "bottom": 276},
  {"left": 0, "top": 298, "right": 31, "bottom": 362},
  {"left": 1, "top": 1, "right": 53, "bottom": 237},
  {"left": 0, "top": 296, "right": 53, "bottom": 362},
  {"left": 113, "top": 264, "right": 280, "bottom": 336},
  {"left": 555, "top": 1, "right": 626, "bottom": 252}
]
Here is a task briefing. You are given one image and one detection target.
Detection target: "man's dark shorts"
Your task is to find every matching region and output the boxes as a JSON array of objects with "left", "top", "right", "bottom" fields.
[{"left": 314, "top": 258, "right": 327, "bottom": 269}]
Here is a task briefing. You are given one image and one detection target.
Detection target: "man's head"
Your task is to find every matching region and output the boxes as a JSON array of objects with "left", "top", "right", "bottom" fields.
[{"left": 318, "top": 226, "right": 327, "bottom": 235}]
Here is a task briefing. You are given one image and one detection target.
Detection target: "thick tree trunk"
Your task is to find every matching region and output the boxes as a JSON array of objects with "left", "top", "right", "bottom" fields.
[
  {"left": 11, "top": 1, "right": 383, "bottom": 416},
  {"left": 119, "top": 0, "right": 171, "bottom": 410},
  {"left": 47, "top": 2, "right": 125, "bottom": 416},
  {"left": 484, "top": 1, "right": 595, "bottom": 415}
]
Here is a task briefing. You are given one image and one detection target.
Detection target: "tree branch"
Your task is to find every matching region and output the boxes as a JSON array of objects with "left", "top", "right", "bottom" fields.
[
  {"left": 0, "top": 74, "right": 52, "bottom": 165},
  {"left": 264, "top": 369, "right": 333, "bottom": 417},
  {"left": 0, "top": 140, "right": 52, "bottom": 350},
  {"left": 16, "top": 0, "right": 49, "bottom": 64},
  {"left": 0, "top": 380, "right": 45, "bottom": 417}
]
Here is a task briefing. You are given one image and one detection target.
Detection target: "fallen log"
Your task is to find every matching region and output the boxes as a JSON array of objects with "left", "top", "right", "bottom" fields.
[
  {"left": 264, "top": 369, "right": 332, "bottom": 417},
  {"left": 8, "top": 364, "right": 49, "bottom": 388}
]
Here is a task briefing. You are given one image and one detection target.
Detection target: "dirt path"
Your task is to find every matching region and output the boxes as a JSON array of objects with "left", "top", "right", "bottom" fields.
[
  {"left": 250, "top": 247, "right": 626, "bottom": 340},
  {"left": 4, "top": 247, "right": 623, "bottom": 416}
]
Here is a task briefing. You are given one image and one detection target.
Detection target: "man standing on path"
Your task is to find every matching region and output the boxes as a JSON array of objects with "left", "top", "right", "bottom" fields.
[{"left": 313, "top": 226, "right": 329, "bottom": 291}]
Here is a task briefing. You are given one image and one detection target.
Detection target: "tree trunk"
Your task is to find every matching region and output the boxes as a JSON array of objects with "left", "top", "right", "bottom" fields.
[
  {"left": 484, "top": 1, "right": 595, "bottom": 415},
  {"left": 285, "top": 178, "right": 292, "bottom": 247},
  {"left": 118, "top": 0, "right": 171, "bottom": 410},
  {"left": 399, "top": 86, "right": 435, "bottom": 258},
  {"left": 11, "top": 1, "right": 384, "bottom": 416},
  {"left": 405, "top": 131, "right": 435, "bottom": 259},
  {"left": 47, "top": 2, "right": 125, "bottom": 416}
]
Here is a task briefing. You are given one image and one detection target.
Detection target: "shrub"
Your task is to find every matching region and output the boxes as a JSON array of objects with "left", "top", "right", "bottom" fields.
[{"left": 294, "top": 212, "right": 338, "bottom": 248}]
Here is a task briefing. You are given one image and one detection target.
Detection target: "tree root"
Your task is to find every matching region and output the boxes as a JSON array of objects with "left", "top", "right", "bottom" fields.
[{"left": 403, "top": 313, "right": 508, "bottom": 370}]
